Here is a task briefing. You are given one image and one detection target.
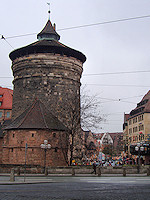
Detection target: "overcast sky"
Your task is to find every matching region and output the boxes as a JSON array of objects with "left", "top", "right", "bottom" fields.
[{"left": 0, "top": 0, "right": 150, "bottom": 133}]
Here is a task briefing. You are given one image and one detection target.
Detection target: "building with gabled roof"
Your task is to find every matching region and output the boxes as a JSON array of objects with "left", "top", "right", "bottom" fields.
[
  {"left": 0, "top": 87, "right": 13, "bottom": 123},
  {"left": 95, "top": 132, "right": 123, "bottom": 156},
  {"left": 123, "top": 90, "right": 150, "bottom": 164},
  {"left": 3, "top": 99, "right": 70, "bottom": 166}
]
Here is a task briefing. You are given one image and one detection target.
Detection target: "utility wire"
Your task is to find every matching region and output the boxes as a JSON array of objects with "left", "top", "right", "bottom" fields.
[
  {"left": 1, "top": 14, "right": 150, "bottom": 40},
  {"left": 5, "top": 33, "right": 37, "bottom": 40},
  {"left": 58, "top": 14, "right": 150, "bottom": 31},
  {"left": 83, "top": 83, "right": 150, "bottom": 88},
  {"left": 1, "top": 35, "right": 14, "bottom": 49},
  {"left": 83, "top": 70, "right": 150, "bottom": 76}
]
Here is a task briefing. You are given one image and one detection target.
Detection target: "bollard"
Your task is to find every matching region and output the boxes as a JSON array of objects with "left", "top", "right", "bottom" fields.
[
  {"left": 10, "top": 169, "right": 15, "bottom": 182},
  {"left": 123, "top": 168, "right": 126, "bottom": 177},
  {"left": 72, "top": 168, "right": 75, "bottom": 176},
  {"left": 147, "top": 167, "right": 150, "bottom": 176},
  {"left": 97, "top": 166, "right": 101, "bottom": 177},
  {"left": 16, "top": 167, "right": 20, "bottom": 176},
  {"left": 45, "top": 168, "right": 48, "bottom": 176}
]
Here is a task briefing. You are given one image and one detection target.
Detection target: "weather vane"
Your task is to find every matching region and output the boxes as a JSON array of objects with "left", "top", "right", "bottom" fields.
[{"left": 47, "top": 2, "right": 50, "bottom": 20}]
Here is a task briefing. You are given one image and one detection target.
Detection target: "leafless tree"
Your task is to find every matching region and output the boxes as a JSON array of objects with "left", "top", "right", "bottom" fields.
[
  {"left": 81, "top": 86, "right": 104, "bottom": 131},
  {"left": 58, "top": 86, "right": 104, "bottom": 165}
]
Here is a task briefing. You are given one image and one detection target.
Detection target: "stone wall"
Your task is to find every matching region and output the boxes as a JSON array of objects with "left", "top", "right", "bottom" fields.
[
  {"left": 11, "top": 53, "right": 83, "bottom": 129},
  {"left": 0, "top": 165, "right": 149, "bottom": 174}
]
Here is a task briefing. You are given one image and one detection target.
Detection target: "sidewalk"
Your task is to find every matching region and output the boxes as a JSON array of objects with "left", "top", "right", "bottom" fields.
[{"left": 0, "top": 173, "right": 148, "bottom": 185}]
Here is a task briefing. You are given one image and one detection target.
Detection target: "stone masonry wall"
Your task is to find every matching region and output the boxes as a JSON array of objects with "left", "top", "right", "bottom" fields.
[{"left": 11, "top": 53, "right": 83, "bottom": 129}]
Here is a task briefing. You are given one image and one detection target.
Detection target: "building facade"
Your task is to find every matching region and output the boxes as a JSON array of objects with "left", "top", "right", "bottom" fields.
[
  {"left": 123, "top": 90, "right": 150, "bottom": 164},
  {"left": 95, "top": 132, "right": 123, "bottom": 157},
  {"left": 0, "top": 87, "right": 13, "bottom": 123}
]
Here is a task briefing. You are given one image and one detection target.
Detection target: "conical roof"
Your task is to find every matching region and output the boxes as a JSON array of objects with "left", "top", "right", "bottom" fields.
[
  {"left": 5, "top": 99, "right": 69, "bottom": 131},
  {"left": 37, "top": 20, "right": 60, "bottom": 41},
  {"left": 9, "top": 19, "right": 86, "bottom": 63}
]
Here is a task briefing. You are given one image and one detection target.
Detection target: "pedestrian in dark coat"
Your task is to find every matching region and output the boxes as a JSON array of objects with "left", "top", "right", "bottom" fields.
[{"left": 91, "top": 161, "right": 97, "bottom": 174}]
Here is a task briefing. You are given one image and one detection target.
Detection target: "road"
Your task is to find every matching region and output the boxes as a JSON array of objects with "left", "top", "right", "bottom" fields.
[{"left": 0, "top": 176, "right": 149, "bottom": 200}]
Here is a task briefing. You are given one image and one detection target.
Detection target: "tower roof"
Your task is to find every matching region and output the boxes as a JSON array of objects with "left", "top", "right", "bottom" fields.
[
  {"left": 5, "top": 99, "right": 69, "bottom": 131},
  {"left": 37, "top": 20, "right": 60, "bottom": 41},
  {"left": 9, "top": 39, "right": 86, "bottom": 63},
  {"left": 9, "top": 18, "right": 86, "bottom": 63}
]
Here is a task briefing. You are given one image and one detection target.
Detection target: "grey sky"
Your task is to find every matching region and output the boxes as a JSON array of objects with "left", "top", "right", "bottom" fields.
[{"left": 0, "top": 0, "right": 150, "bottom": 133}]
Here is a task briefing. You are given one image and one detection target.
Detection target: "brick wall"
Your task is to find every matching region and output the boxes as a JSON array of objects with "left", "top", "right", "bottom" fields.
[{"left": 2, "top": 129, "right": 69, "bottom": 166}]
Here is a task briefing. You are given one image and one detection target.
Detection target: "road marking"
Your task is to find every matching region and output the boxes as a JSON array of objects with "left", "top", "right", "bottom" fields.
[
  {"left": 87, "top": 181, "right": 107, "bottom": 183},
  {"left": 80, "top": 178, "right": 111, "bottom": 183},
  {"left": 136, "top": 179, "right": 150, "bottom": 181},
  {"left": 119, "top": 181, "right": 136, "bottom": 183}
]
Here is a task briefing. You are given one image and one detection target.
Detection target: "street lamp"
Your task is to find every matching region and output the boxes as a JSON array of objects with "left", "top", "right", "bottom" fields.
[
  {"left": 41, "top": 140, "right": 51, "bottom": 173},
  {"left": 135, "top": 142, "right": 144, "bottom": 173}
]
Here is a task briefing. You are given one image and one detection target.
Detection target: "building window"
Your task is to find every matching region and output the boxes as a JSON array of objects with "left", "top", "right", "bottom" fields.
[
  {"left": 0, "top": 111, "right": 2, "bottom": 118},
  {"left": 32, "top": 133, "right": 34, "bottom": 137},
  {"left": 138, "top": 115, "right": 143, "bottom": 122},
  {"left": 129, "top": 128, "right": 132, "bottom": 134},
  {"left": 141, "top": 115, "right": 144, "bottom": 120},
  {"left": 129, "top": 120, "right": 132, "bottom": 125},
  {"left": 13, "top": 134, "right": 15, "bottom": 138},
  {"left": 0, "top": 102, "right": 2, "bottom": 106},
  {"left": 0, "top": 95, "right": 2, "bottom": 98},
  {"left": 139, "top": 124, "right": 144, "bottom": 131},
  {"left": 6, "top": 112, "right": 10, "bottom": 118},
  {"left": 133, "top": 117, "right": 137, "bottom": 123}
]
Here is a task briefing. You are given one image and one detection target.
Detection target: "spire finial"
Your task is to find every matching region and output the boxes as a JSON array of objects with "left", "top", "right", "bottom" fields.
[{"left": 47, "top": 2, "right": 50, "bottom": 20}]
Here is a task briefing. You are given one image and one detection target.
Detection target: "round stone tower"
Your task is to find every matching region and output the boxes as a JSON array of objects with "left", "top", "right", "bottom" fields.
[{"left": 9, "top": 18, "right": 86, "bottom": 128}]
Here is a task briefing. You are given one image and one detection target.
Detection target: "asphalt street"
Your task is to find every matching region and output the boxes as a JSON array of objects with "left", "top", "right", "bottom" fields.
[{"left": 0, "top": 176, "right": 149, "bottom": 200}]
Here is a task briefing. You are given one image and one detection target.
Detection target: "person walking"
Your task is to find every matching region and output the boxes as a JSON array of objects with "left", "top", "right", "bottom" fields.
[{"left": 91, "top": 161, "right": 97, "bottom": 175}]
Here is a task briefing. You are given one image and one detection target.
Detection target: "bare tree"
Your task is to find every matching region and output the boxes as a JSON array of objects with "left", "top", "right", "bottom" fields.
[
  {"left": 81, "top": 86, "right": 104, "bottom": 131},
  {"left": 58, "top": 86, "right": 104, "bottom": 165}
]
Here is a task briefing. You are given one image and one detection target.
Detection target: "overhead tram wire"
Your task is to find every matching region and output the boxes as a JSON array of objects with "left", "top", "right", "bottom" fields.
[
  {"left": 1, "top": 35, "right": 14, "bottom": 49},
  {"left": 83, "top": 83, "right": 150, "bottom": 88},
  {"left": 83, "top": 70, "right": 150, "bottom": 76},
  {"left": 58, "top": 14, "right": 150, "bottom": 31},
  {"left": 1, "top": 14, "right": 150, "bottom": 40}
]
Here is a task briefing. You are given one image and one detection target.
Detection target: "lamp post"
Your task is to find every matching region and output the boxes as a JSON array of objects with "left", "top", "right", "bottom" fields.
[
  {"left": 135, "top": 143, "right": 144, "bottom": 173},
  {"left": 40, "top": 140, "right": 51, "bottom": 174}
]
